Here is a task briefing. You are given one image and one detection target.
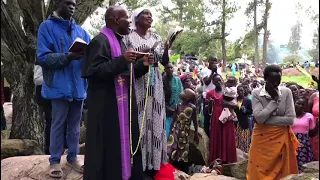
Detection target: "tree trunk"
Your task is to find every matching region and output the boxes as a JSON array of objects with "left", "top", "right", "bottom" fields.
[
  {"left": 253, "top": 0, "right": 259, "bottom": 66},
  {"left": 262, "top": 0, "right": 270, "bottom": 67},
  {"left": 221, "top": 0, "right": 227, "bottom": 72},
  {"left": 1, "top": 0, "right": 104, "bottom": 151}
]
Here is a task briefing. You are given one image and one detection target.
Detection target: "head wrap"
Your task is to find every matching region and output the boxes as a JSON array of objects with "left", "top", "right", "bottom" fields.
[
  {"left": 180, "top": 74, "right": 192, "bottom": 83},
  {"left": 130, "top": 7, "right": 148, "bottom": 30}
]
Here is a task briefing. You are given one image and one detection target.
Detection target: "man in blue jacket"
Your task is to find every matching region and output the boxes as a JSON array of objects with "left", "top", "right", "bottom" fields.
[{"left": 36, "top": 0, "right": 90, "bottom": 178}]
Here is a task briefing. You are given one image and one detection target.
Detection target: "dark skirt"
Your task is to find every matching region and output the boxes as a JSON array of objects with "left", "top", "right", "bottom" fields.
[{"left": 295, "top": 133, "right": 314, "bottom": 173}]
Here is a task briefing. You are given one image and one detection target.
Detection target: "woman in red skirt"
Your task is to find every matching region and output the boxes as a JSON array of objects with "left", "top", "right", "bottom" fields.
[{"left": 206, "top": 74, "right": 237, "bottom": 164}]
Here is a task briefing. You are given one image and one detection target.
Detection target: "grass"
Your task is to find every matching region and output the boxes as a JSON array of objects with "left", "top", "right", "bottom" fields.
[{"left": 222, "top": 72, "right": 313, "bottom": 88}]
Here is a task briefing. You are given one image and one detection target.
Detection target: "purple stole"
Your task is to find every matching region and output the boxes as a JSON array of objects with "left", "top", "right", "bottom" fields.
[{"left": 100, "top": 27, "right": 131, "bottom": 180}]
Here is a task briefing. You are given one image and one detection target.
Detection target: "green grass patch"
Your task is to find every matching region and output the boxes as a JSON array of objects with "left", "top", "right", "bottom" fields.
[{"left": 221, "top": 72, "right": 312, "bottom": 88}]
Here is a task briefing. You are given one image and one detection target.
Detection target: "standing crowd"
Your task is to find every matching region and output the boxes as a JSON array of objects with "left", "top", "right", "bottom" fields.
[{"left": 0, "top": 0, "right": 318, "bottom": 180}]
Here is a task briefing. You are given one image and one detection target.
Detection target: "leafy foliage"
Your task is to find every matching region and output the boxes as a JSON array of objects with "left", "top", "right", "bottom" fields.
[
  {"left": 283, "top": 54, "right": 303, "bottom": 64},
  {"left": 287, "top": 22, "right": 302, "bottom": 54}
]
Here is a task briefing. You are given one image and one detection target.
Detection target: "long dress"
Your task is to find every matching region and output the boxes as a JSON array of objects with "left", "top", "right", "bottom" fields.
[
  {"left": 123, "top": 31, "right": 168, "bottom": 171},
  {"left": 167, "top": 103, "right": 197, "bottom": 173},
  {"left": 235, "top": 98, "right": 252, "bottom": 153},
  {"left": 164, "top": 75, "right": 183, "bottom": 137},
  {"left": 82, "top": 32, "right": 147, "bottom": 180},
  {"left": 206, "top": 90, "right": 237, "bottom": 164},
  {"left": 310, "top": 94, "right": 319, "bottom": 160},
  {"left": 291, "top": 113, "right": 316, "bottom": 173}
]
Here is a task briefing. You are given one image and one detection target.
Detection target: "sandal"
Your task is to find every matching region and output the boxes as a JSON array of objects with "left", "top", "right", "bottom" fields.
[
  {"left": 67, "top": 160, "right": 84, "bottom": 174},
  {"left": 49, "top": 164, "right": 63, "bottom": 178}
]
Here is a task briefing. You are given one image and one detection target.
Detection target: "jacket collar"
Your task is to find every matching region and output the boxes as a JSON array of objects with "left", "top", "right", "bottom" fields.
[{"left": 259, "top": 85, "right": 282, "bottom": 99}]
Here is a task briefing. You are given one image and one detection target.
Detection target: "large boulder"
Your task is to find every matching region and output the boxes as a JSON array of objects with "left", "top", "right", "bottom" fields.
[
  {"left": 3, "top": 103, "right": 12, "bottom": 125},
  {"left": 280, "top": 173, "right": 319, "bottom": 180},
  {"left": 222, "top": 160, "right": 248, "bottom": 180},
  {"left": 189, "top": 127, "right": 209, "bottom": 166},
  {"left": 190, "top": 173, "right": 238, "bottom": 180},
  {"left": 79, "top": 126, "right": 86, "bottom": 144},
  {"left": 1, "top": 155, "right": 84, "bottom": 180},
  {"left": 1, "top": 139, "right": 43, "bottom": 159},
  {"left": 236, "top": 148, "right": 249, "bottom": 162},
  {"left": 302, "top": 161, "right": 319, "bottom": 173}
]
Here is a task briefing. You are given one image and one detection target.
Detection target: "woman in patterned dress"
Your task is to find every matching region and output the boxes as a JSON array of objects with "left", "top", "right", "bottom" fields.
[
  {"left": 122, "top": 8, "right": 170, "bottom": 175},
  {"left": 235, "top": 85, "right": 252, "bottom": 153},
  {"left": 167, "top": 88, "right": 199, "bottom": 173},
  {"left": 308, "top": 75, "right": 319, "bottom": 161},
  {"left": 292, "top": 97, "right": 316, "bottom": 173}
]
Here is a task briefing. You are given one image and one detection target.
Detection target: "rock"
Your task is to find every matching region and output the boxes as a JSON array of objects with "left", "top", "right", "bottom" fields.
[
  {"left": 280, "top": 173, "right": 319, "bottom": 180},
  {"left": 1, "top": 155, "right": 84, "bottom": 180},
  {"left": 190, "top": 173, "right": 238, "bottom": 180},
  {"left": 236, "top": 148, "right": 249, "bottom": 162},
  {"left": 1, "top": 130, "right": 10, "bottom": 140},
  {"left": 1, "top": 139, "right": 42, "bottom": 159},
  {"left": 222, "top": 160, "right": 248, "bottom": 180},
  {"left": 174, "top": 170, "right": 190, "bottom": 180},
  {"left": 302, "top": 161, "right": 319, "bottom": 173},
  {"left": 3, "top": 103, "right": 12, "bottom": 125},
  {"left": 79, "top": 126, "right": 86, "bottom": 144},
  {"left": 189, "top": 127, "right": 209, "bottom": 165},
  {"left": 79, "top": 143, "right": 85, "bottom": 155}
]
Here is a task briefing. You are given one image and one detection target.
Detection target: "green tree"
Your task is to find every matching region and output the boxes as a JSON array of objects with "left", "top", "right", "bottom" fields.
[
  {"left": 207, "top": 0, "right": 239, "bottom": 71},
  {"left": 262, "top": 0, "right": 271, "bottom": 67},
  {"left": 159, "top": 0, "right": 206, "bottom": 31},
  {"left": 1, "top": 0, "right": 105, "bottom": 150},
  {"left": 287, "top": 22, "right": 302, "bottom": 54},
  {"left": 306, "top": 7, "right": 319, "bottom": 62},
  {"left": 283, "top": 54, "right": 303, "bottom": 64},
  {"left": 245, "top": 0, "right": 263, "bottom": 66}
]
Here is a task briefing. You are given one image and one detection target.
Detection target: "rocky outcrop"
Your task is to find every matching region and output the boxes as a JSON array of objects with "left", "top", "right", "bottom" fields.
[
  {"left": 3, "top": 103, "right": 12, "bottom": 125},
  {"left": 189, "top": 127, "right": 209, "bottom": 166},
  {"left": 190, "top": 173, "right": 238, "bottom": 180},
  {"left": 302, "top": 161, "right": 319, "bottom": 173},
  {"left": 1, "top": 155, "right": 84, "bottom": 180},
  {"left": 1, "top": 155, "right": 239, "bottom": 180},
  {"left": 1, "top": 139, "right": 43, "bottom": 159},
  {"left": 236, "top": 148, "right": 248, "bottom": 162},
  {"left": 222, "top": 160, "right": 248, "bottom": 180},
  {"left": 280, "top": 173, "right": 319, "bottom": 180}
]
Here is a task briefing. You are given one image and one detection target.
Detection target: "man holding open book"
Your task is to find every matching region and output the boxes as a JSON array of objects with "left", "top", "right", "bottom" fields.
[
  {"left": 82, "top": 5, "right": 155, "bottom": 180},
  {"left": 36, "top": 0, "right": 90, "bottom": 178}
]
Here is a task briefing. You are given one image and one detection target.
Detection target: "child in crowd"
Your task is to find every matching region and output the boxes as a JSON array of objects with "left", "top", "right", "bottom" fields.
[
  {"left": 291, "top": 97, "right": 316, "bottom": 173},
  {"left": 167, "top": 88, "right": 199, "bottom": 173},
  {"left": 219, "top": 87, "right": 238, "bottom": 123}
]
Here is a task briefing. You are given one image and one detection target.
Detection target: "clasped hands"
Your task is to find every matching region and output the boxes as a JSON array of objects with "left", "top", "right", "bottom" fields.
[{"left": 123, "top": 49, "right": 154, "bottom": 66}]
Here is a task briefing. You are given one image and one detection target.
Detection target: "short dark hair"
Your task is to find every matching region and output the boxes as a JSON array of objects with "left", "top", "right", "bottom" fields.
[
  {"left": 263, "top": 65, "right": 282, "bottom": 80},
  {"left": 208, "top": 56, "right": 218, "bottom": 63}
]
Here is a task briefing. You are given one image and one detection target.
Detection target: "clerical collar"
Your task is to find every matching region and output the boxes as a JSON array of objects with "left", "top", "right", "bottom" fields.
[{"left": 114, "top": 32, "right": 123, "bottom": 39}]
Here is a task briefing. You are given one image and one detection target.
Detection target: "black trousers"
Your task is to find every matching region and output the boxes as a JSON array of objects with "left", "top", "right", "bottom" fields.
[{"left": 36, "top": 85, "right": 67, "bottom": 154}]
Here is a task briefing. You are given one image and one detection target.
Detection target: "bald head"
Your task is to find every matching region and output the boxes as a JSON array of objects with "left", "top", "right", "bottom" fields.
[
  {"left": 104, "top": 5, "right": 130, "bottom": 35},
  {"left": 105, "top": 6, "right": 125, "bottom": 25}
]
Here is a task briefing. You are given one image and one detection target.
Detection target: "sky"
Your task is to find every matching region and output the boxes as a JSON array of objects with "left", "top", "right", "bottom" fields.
[{"left": 82, "top": 0, "right": 319, "bottom": 49}]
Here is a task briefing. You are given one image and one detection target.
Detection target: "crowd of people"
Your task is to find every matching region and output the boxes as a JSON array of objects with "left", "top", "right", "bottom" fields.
[{"left": 0, "top": 0, "right": 319, "bottom": 180}]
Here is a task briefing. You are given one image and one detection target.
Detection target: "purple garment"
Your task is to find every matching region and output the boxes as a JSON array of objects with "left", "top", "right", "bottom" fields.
[{"left": 100, "top": 27, "right": 131, "bottom": 180}]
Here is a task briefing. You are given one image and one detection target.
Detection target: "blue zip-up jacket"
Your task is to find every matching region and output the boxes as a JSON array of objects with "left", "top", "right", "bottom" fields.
[{"left": 37, "top": 12, "right": 90, "bottom": 101}]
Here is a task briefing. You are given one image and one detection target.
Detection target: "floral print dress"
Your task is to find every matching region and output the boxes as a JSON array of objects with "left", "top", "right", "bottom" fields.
[{"left": 167, "top": 104, "right": 196, "bottom": 163}]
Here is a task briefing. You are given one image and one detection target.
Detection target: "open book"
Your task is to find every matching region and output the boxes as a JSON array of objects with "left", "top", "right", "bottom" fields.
[
  {"left": 166, "top": 27, "right": 183, "bottom": 45},
  {"left": 69, "top": 37, "right": 88, "bottom": 53}
]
